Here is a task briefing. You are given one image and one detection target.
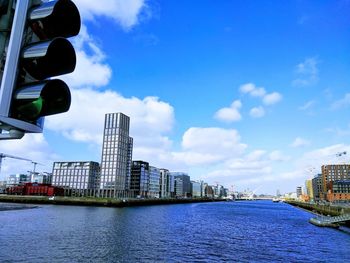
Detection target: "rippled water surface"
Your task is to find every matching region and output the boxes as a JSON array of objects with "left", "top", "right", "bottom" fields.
[{"left": 0, "top": 201, "right": 349, "bottom": 262}]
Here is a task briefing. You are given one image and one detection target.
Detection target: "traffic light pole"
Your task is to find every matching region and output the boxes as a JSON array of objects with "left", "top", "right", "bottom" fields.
[
  {"left": 0, "top": 0, "right": 42, "bottom": 139},
  {"left": 0, "top": 0, "right": 29, "bottom": 116}
]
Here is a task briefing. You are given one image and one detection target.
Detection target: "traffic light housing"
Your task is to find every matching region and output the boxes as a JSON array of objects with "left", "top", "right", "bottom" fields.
[{"left": 0, "top": 0, "right": 80, "bottom": 139}]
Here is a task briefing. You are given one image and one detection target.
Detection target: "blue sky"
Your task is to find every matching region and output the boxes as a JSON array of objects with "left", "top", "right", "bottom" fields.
[{"left": 2, "top": 0, "right": 350, "bottom": 194}]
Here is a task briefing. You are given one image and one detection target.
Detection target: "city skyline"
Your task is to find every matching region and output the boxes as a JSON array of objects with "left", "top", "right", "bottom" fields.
[{"left": 1, "top": 0, "right": 350, "bottom": 194}]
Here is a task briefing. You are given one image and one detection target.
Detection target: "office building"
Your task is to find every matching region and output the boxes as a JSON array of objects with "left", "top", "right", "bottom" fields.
[
  {"left": 312, "top": 174, "right": 323, "bottom": 202},
  {"left": 130, "top": 161, "right": 149, "bottom": 197},
  {"left": 99, "top": 113, "right": 133, "bottom": 198},
  {"left": 52, "top": 161, "right": 100, "bottom": 196},
  {"left": 191, "top": 181, "right": 201, "bottom": 197},
  {"left": 172, "top": 172, "right": 191, "bottom": 197},
  {"left": 149, "top": 166, "right": 160, "bottom": 198}
]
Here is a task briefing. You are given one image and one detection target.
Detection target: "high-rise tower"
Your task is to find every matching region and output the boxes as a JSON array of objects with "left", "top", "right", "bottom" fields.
[{"left": 99, "top": 113, "right": 133, "bottom": 198}]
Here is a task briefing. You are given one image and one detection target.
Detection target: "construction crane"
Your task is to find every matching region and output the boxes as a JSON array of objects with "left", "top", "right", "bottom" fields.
[{"left": 0, "top": 153, "right": 41, "bottom": 180}]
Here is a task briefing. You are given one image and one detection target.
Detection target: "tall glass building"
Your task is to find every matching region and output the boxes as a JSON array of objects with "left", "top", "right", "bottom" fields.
[{"left": 99, "top": 113, "right": 133, "bottom": 198}]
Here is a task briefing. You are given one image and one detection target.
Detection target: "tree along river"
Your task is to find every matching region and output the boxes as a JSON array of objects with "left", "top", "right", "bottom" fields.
[{"left": 0, "top": 200, "right": 349, "bottom": 262}]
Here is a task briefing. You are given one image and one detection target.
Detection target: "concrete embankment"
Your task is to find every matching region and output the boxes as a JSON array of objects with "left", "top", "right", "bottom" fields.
[
  {"left": 285, "top": 200, "right": 350, "bottom": 216},
  {"left": 0, "top": 195, "right": 225, "bottom": 207}
]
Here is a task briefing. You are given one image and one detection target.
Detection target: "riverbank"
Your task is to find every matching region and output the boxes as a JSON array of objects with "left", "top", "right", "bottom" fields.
[
  {"left": 285, "top": 200, "right": 350, "bottom": 216},
  {"left": 0, "top": 195, "right": 225, "bottom": 207}
]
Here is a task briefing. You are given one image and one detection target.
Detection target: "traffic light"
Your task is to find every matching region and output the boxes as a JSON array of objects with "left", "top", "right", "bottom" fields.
[{"left": 0, "top": 0, "right": 80, "bottom": 139}]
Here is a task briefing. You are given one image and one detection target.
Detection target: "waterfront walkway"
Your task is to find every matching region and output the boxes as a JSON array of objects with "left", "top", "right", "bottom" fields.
[{"left": 310, "top": 213, "right": 350, "bottom": 227}]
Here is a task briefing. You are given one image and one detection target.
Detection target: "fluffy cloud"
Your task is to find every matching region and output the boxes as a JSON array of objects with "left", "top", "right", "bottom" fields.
[
  {"left": 262, "top": 92, "right": 282, "bottom": 105},
  {"left": 214, "top": 100, "right": 242, "bottom": 123},
  {"left": 182, "top": 127, "right": 247, "bottom": 156},
  {"left": 239, "top": 83, "right": 282, "bottom": 106},
  {"left": 240, "top": 83, "right": 266, "bottom": 97},
  {"left": 290, "top": 137, "right": 310, "bottom": 148},
  {"left": 45, "top": 88, "right": 175, "bottom": 151},
  {"left": 292, "top": 57, "right": 319, "bottom": 87},
  {"left": 249, "top": 106, "right": 265, "bottom": 118},
  {"left": 60, "top": 25, "right": 112, "bottom": 88},
  {"left": 74, "top": 0, "right": 148, "bottom": 31},
  {"left": 0, "top": 134, "right": 59, "bottom": 179}
]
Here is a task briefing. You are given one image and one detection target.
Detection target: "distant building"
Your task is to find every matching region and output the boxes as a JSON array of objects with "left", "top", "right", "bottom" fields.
[
  {"left": 296, "top": 186, "right": 302, "bottom": 198},
  {"left": 0, "top": 181, "right": 7, "bottom": 194},
  {"left": 205, "top": 184, "right": 214, "bottom": 198},
  {"left": 32, "top": 173, "right": 52, "bottom": 184},
  {"left": 321, "top": 164, "right": 350, "bottom": 201},
  {"left": 327, "top": 180, "right": 350, "bottom": 202},
  {"left": 130, "top": 161, "right": 149, "bottom": 198},
  {"left": 159, "top": 169, "right": 169, "bottom": 198},
  {"left": 191, "top": 181, "right": 201, "bottom": 198},
  {"left": 52, "top": 161, "right": 100, "bottom": 196},
  {"left": 312, "top": 174, "right": 323, "bottom": 202},
  {"left": 305, "top": 179, "right": 314, "bottom": 201},
  {"left": 99, "top": 112, "right": 133, "bottom": 198},
  {"left": 172, "top": 172, "right": 191, "bottom": 197},
  {"left": 6, "top": 174, "right": 30, "bottom": 187},
  {"left": 148, "top": 166, "right": 160, "bottom": 198}
]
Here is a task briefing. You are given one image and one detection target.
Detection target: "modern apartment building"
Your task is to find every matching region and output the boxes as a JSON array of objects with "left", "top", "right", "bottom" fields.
[
  {"left": 52, "top": 161, "right": 100, "bottom": 196},
  {"left": 327, "top": 180, "right": 350, "bottom": 202},
  {"left": 321, "top": 164, "right": 350, "bottom": 200},
  {"left": 99, "top": 113, "right": 133, "bottom": 198},
  {"left": 159, "top": 169, "right": 169, "bottom": 198}
]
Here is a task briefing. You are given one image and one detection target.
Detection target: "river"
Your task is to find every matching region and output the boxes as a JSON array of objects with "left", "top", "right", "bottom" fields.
[{"left": 0, "top": 201, "right": 349, "bottom": 262}]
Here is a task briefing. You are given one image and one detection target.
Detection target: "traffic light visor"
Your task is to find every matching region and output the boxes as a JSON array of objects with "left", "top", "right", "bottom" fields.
[{"left": 30, "top": 0, "right": 81, "bottom": 39}]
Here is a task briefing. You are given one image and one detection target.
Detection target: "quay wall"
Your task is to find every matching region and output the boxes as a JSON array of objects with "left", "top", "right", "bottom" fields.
[
  {"left": 0, "top": 195, "right": 225, "bottom": 207},
  {"left": 285, "top": 200, "right": 350, "bottom": 216}
]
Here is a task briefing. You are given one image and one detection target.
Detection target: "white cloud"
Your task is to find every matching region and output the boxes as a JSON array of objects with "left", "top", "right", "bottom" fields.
[
  {"left": 292, "top": 57, "right": 319, "bottom": 87},
  {"left": 239, "top": 83, "right": 282, "bottom": 106},
  {"left": 45, "top": 88, "right": 175, "bottom": 151},
  {"left": 249, "top": 106, "right": 265, "bottom": 118},
  {"left": 240, "top": 83, "right": 266, "bottom": 97},
  {"left": 0, "top": 134, "right": 59, "bottom": 180},
  {"left": 331, "top": 93, "right": 350, "bottom": 110},
  {"left": 263, "top": 92, "right": 282, "bottom": 105},
  {"left": 290, "top": 137, "right": 310, "bottom": 148},
  {"left": 269, "top": 151, "right": 290, "bottom": 162},
  {"left": 181, "top": 127, "right": 247, "bottom": 156},
  {"left": 74, "top": 0, "right": 148, "bottom": 31},
  {"left": 214, "top": 100, "right": 242, "bottom": 123},
  {"left": 60, "top": 25, "right": 112, "bottom": 88},
  {"left": 299, "top": 100, "right": 315, "bottom": 111}
]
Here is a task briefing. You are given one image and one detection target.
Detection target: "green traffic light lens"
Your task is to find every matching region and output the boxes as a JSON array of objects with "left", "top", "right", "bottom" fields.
[{"left": 17, "top": 97, "right": 44, "bottom": 120}]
